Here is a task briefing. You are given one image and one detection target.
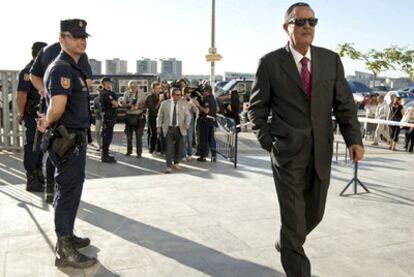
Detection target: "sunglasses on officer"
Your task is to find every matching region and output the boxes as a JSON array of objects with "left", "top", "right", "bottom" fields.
[{"left": 288, "top": 17, "right": 318, "bottom": 27}]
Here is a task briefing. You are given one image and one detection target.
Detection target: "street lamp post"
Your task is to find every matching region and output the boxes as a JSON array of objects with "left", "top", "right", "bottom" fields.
[{"left": 206, "top": 0, "right": 222, "bottom": 95}]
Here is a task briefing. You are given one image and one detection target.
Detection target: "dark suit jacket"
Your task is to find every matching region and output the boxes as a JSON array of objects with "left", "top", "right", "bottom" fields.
[{"left": 248, "top": 44, "right": 363, "bottom": 179}]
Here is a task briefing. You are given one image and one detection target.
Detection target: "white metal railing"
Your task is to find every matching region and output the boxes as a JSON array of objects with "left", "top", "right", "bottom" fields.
[{"left": 0, "top": 70, "right": 22, "bottom": 150}]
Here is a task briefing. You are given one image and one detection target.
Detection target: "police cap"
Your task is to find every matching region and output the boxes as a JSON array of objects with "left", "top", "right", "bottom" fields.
[
  {"left": 101, "top": 77, "right": 112, "bottom": 84},
  {"left": 31, "top": 42, "right": 47, "bottom": 58},
  {"left": 60, "top": 19, "right": 90, "bottom": 38}
]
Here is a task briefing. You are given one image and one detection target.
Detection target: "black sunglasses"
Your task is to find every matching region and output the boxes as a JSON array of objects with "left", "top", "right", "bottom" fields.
[{"left": 288, "top": 17, "right": 318, "bottom": 27}]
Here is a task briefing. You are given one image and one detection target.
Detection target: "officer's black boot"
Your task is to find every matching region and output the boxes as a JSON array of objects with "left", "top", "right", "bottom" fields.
[
  {"left": 45, "top": 182, "right": 55, "bottom": 204},
  {"left": 55, "top": 235, "right": 97, "bottom": 268},
  {"left": 26, "top": 171, "right": 44, "bottom": 192},
  {"left": 72, "top": 234, "right": 91, "bottom": 249},
  {"left": 35, "top": 168, "right": 45, "bottom": 185},
  {"left": 101, "top": 151, "right": 116, "bottom": 163}
]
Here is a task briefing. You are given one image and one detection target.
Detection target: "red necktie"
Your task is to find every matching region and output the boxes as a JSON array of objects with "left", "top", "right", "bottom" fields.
[{"left": 300, "top": 57, "right": 311, "bottom": 98}]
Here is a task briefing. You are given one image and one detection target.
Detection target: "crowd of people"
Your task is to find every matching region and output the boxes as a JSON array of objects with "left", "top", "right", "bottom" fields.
[
  {"left": 363, "top": 93, "right": 414, "bottom": 152},
  {"left": 90, "top": 77, "right": 240, "bottom": 172}
]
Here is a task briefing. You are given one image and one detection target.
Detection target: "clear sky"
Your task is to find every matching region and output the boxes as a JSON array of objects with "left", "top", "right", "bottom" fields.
[{"left": 1, "top": 0, "right": 413, "bottom": 78}]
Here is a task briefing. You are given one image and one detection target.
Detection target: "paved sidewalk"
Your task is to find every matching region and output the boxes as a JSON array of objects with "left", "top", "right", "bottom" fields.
[{"left": 0, "top": 133, "right": 413, "bottom": 276}]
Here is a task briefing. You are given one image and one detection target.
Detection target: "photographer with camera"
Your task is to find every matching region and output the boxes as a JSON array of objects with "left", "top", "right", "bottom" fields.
[
  {"left": 182, "top": 87, "right": 197, "bottom": 160},
  {"left": 193, "top": 84, "right": 217, "bottom": 162},
  {"left": 121, "top": 80, "right": 147, "bottom": 157}
]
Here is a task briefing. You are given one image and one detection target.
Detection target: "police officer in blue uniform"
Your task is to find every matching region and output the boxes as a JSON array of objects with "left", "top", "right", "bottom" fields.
[
  {"left": 37, "top": 19, "right": 97, "bottom": 268},
  {"left": 16, "top": 42, "right": 47, "bottom": 191},
  {"left": 31, "top": 41, "right": 92, "bottom": 203},
  {"left": 99, "top": 77, "right": 118, "bottom": 163},
  {"left": 195, "top": 84, "right": 217, "bottom": 162}
]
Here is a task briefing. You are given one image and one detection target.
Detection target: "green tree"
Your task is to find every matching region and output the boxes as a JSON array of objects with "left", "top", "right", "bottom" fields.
[
  {"left": 337, "top": 43, "right": 395, "bottom": 87},
  {"left": 387, "top": 48, "right": 414, "bottom": 81}
]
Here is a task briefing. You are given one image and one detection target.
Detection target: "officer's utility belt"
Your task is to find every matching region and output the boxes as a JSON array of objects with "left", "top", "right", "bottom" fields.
[
  {"left": 25, "top": 99, "right": 38, "bottom": 114},
  {"left": 41, "top": 125, "right": 86, "bottom": 158}
]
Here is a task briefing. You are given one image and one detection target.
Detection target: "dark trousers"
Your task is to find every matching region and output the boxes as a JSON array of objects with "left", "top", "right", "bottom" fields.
[
  {"left": 165, "top": 127, "right": 182, "bottom": 168},
  {"left": 389, "top": 125, "right": 400, "bottom": 142},
  {"left": 147, "top": 115, "right": 159, "bottom": 153},
  {"left": 271, "top": 137, "right": 329, "bottom": 277},
  {"left": 126, "top": 117, "right": 145, "bottom": 155},
  {"left": 46, "top": 156, "right": 55, "bottom": 184},
  {"left": 199, "top": 120, "right": 216, "bottom": 158},
  {"left": 23, "top": 114, "right": 43, "bottom": 172},
  {"left": 49, "top": 142, "right": 86, "bottom": 237},
  {"left": 102, "top": 117, "right": 115, "bottom": 153},
  {"left": 405, "top": 127, "right": 414, "bottom": 152}
]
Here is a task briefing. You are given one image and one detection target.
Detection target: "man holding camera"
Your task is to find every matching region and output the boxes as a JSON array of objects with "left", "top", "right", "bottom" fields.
[
  {"left": 36, "top": 19, "right": 97, "bottom": 269},
  {"left": 121, "top": 80, "right": 147, "bottom": 157},
  {"left": 194, "top": 84, "right": 217, "bottom": 162}
]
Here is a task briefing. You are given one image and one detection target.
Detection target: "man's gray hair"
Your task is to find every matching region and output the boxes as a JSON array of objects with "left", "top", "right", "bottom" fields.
[
  {"left": 128, "top": 80, "right": 137, "bottom": 88},
  {"left": 284, "top": 2, "right": 314, "bottom": 23}
]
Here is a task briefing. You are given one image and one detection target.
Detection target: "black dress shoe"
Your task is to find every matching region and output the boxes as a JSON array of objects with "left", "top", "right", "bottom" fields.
[
  {"left": 101, "top": 155, "right": 117, "bottom": 163},
  {"left": 71, "top": 235, "right": 91, "bottom": 249},
  {"left": 211, "top": 156, "right": 217, "bottom": 162},
  {"left": 125, "top": 152, "right": 131, "bottom": 156},
  {"left": 26, "top": 171, "right": 44, "bottom": 192},
  {"left": 35, "top": 168, "right": 45, "bottom": 185},
  {"left": 55, "top": 235, "right": 97, "bottom": 269},
  {"left": 197, "top": 157, "right": 207, "bottom": 162}
]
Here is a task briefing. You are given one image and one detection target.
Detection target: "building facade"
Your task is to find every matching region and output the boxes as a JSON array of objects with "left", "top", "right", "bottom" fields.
[
  {"left": 89, "top": 59, "right": 102, "bottom": 75},
  {"left": 136, "top": 58, "right": 157, "bottom": 74},
  {"left": 105, "top": 58, "right": 128, "bottom": 75},
  {"left": 160, "top": 58, "right": 182, "bottom": 80}
]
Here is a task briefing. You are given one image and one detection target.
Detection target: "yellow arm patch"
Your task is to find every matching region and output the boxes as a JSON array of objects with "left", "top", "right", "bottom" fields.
[
  {"left": 23, "top": 73, "right": 30, "bottom": 81},
  {"left": 61, "top": 77, "right": 71, "bottom": 89}
]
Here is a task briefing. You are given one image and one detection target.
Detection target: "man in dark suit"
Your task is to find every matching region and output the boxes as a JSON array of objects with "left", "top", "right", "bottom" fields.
[{"left": 248, "top": 3, "right": 364, "bottom": 277}]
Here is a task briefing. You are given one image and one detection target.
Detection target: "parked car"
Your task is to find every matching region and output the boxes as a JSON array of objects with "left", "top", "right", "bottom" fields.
[
  {"left": 403, "top": 99, "right": 413, "bottom": 111},
  {"left": 215, "top": 80, "right": 229, "bottom": 90},
  {"left": 215, "top": 79, "right": 253, "bottom": 124},
  {"left": 384, "top": 90, "right": 414, "bottom": 106},
  {"left": 398, "top": 86, "right": 414, "bottom": 94},
  {"left": 347, "top": 81, "right": 372, "bottom": 109},
  {"left": 372, "top": 85, "right": 390, "bottom": 95}
]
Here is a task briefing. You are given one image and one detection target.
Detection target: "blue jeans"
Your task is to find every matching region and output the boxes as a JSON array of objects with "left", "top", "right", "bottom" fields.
[{"left": 183, "top": 118, "right": 194, "bottom": 157}]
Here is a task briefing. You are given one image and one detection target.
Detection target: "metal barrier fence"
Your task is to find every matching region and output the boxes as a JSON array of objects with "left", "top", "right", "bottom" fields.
[
  {"left": 0, "top": 70, "right": 22, "bottom": 151},
  {"left": 215, "top": 114, "right": 238, "bottom": 168}
]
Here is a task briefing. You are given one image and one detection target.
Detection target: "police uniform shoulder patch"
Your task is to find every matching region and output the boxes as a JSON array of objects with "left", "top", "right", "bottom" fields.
[
  {"left": 61, "top": 77, "right": 71, "bottom": 89},
  {"left": 23, "top": 73, "right": 30, "bottom": 81}
]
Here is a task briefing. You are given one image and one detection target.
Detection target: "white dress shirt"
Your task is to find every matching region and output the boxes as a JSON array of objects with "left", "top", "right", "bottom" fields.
[
  {"left": 289, "top": 42, "right": 312, "bottom": 74},
  {"left": 169, "top": 99, "right": 179, "bottom": 127}
]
